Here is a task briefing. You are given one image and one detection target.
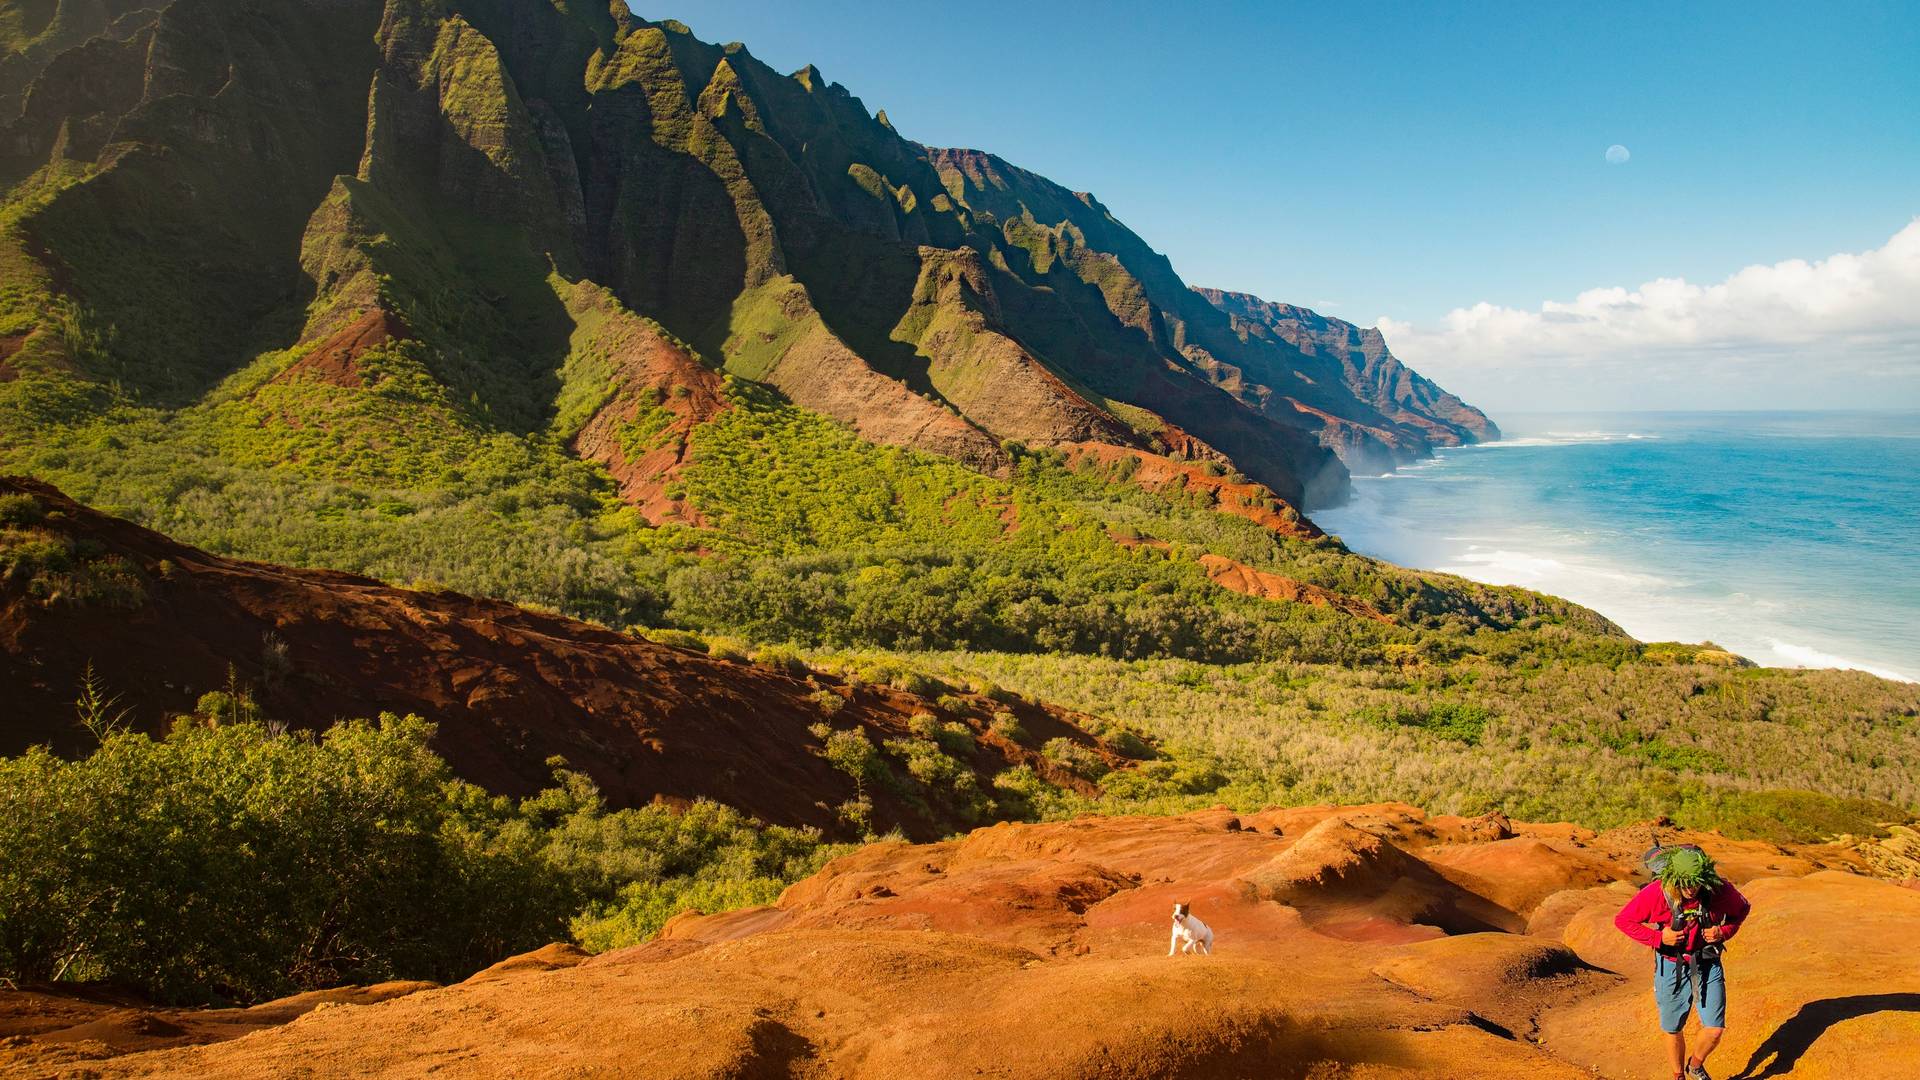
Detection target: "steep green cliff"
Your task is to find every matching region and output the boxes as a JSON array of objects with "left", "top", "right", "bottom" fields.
[{"left": 0, "top": 0, "right": 1493, "bottom": 517}]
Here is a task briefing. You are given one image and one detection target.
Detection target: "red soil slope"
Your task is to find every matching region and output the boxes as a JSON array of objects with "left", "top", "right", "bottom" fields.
[
  {"left": 0, "top": 477, "right": 1116, "bottom": 836},
  {"left": 271, "top": 308, "right": 410, "bottom": 389},
  {"left": 8, "top": 803, "right": 1911, "bottom": 1078},
  {"left": 1065, "top": 441, "right": 1324, "bottom": 540},
  {"left": 1108, "top": 531, "right": 1386, "bottom": 619},
  {"left": 1196, "top": 554, "right": 1392, "bottom": 622},
  {"left": 560, "top": 283, "right": 730, "bottom": 526}
]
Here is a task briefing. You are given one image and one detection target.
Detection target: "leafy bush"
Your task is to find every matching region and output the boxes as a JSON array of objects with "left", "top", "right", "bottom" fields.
[
  {"left": 1678, "top": 789, "right": 1912, "bottom": 844},
  {"left": 935, "top": 693, "right": 973, "bottom": 715},
  {"left": 893, "top": 748, "right": 993, "bottom": 825},
  {"left": 798, "top": 646, "right": 1920, "bottom": 834},
  {"left": 704, "top": 636, "right": 749, "bottom": 662},
  {"left": 1357, "top": 701, "right": 1492, "bottom": 745},
  {"left": 566, "top": 800, "right": 844, "bottom": 951},
  {"left": 639, "top": 628, "right": 707, "bottom": 652},
  {"left": 0, "top": 716, "right": 841, "bottom": 1003},
  {"left": 0, "top": 716, "right": 543, "bottom": 1001},
  {"left": 751, "top": 644, "right": 809, "bottom": 676},
  {"left": 819, "top": 727, "right": 881, "bottom": 787},
  {"left": 0, "top": 524, "right": 146, "bottom": 608},
  {"left": 0, "top": 493, "right": 44, "bottom": 526},
  {"left": 1042, "top": 737, "right": 1110, "bottom": 780}
]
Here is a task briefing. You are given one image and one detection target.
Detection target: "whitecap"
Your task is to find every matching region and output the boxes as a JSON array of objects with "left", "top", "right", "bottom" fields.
[
  {"left": 1762, "top": 639, "right": 1918, "bottom": 684},
  {"left": 1476, "top": 431, "right": 1658, "bottom": 448}
]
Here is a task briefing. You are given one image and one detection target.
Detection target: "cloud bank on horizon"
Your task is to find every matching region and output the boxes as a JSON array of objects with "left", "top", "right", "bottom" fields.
[{"left": 1377, "top": 219, "right": 1920, "bottom": 412}]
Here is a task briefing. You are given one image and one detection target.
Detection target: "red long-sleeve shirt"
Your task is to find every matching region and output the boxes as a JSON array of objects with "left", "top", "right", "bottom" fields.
[{"left": 1614, "top": 880, "right": 1751, "bottom": 956}]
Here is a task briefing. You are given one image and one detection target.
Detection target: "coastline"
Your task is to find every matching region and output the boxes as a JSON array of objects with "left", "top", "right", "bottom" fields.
[{"left": 1314, "top": 413, "right": 1920, "bottom": 683}]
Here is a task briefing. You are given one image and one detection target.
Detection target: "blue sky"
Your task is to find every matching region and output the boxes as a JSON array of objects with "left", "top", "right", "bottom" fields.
[{"left": 640, "top": 1, "right": 1920, "bottom": 411}]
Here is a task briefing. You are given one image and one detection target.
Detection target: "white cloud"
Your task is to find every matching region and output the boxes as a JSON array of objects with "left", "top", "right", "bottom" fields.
[{"left": 1377, "top": 219, "right": 1920, "bottom": 409}]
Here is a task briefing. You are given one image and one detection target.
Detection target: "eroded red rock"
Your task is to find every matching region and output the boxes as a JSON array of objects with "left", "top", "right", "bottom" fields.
[{"left": 7, "top": 804, "right": 1901, "bottom": 1078}]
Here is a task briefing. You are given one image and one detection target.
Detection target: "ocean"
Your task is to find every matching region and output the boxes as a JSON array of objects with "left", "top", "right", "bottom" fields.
[{"left": 1312, "top": 411, "right": 1920, "bottom": 682}]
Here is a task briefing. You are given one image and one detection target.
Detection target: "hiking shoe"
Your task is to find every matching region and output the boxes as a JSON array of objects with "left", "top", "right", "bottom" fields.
[{"left": 1685, "top": 1064, "right": 1711, "bottom": 1080}]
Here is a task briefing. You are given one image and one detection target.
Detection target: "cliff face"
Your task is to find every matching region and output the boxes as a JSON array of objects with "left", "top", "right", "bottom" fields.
[
  {"left": 0, "top": 0, "right": 1492, "bottom": 512},
  {"left": 1196, "top": 288, "right": 1499, "bottom": 474}
]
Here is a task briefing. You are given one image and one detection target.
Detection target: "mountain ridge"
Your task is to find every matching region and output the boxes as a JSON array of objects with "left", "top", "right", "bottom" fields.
[{"left": 0, "top": 0, "right": 1493, "bottom": 520}]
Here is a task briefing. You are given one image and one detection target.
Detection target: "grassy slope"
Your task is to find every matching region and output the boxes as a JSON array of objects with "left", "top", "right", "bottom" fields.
[
  {"left": 7, "top": 368, "right": 1917, "bottom": 841},
  {"left": 0, "top": 0, "right": 1913, "bottom": 850}
]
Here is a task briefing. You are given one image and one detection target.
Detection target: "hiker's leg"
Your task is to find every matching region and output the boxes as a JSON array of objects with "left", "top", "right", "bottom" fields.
[
  {"left": 1654, "top": 955, "right": 1691, "bottom": 1071},
  {"left": 1691, "top": 958, "right": 1727, "bottom": 1065},
  {"left": 1665, "top": 1030, "right": 1688, "bottom": 1075},
  {"left": 1692, "top": 1026, "right": 1724, "bottom": 1067}
]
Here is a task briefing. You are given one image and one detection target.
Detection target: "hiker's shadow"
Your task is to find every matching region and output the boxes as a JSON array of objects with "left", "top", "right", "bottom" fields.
[{"left": 1731, "top": 992, "right": 1920, "bottom": 1078}]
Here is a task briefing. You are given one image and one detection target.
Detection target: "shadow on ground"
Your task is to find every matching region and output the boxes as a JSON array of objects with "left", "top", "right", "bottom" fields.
[{"left": 1731, "top": 992, "right": 1920, "bottom": 1079}]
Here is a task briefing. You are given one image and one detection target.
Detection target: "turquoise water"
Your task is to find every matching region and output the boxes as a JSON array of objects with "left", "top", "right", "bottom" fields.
[{"left": 1313, "top": 412, "right": 1920, "bottom": 682}]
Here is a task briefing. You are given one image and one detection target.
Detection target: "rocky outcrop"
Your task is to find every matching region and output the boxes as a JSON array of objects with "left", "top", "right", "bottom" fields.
[
  {"left": 11, "top": 802, "right": 1906, "bottom": 1078},
  {"left": 1197, "top": 287, "right": 1500, "bottom": 473}
]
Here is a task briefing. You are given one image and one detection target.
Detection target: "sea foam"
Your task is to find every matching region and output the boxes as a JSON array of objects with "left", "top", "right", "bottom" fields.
[{"left": 1314, "top": 411, "right": 1920, "bottom": 683}]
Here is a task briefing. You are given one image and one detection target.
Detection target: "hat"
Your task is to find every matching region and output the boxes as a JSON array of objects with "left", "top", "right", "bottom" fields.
[{"left": 1657, "top": 847, "right": 1722, "bottom": 890}]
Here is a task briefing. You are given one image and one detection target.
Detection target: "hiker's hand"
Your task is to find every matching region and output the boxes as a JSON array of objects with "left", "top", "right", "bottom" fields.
[
  {"left": 1702, "top": 925, "right": 1724, "bottom": 943},
  {"left": 1660, "top": 927, "right": 1683, "bottom": 947}
]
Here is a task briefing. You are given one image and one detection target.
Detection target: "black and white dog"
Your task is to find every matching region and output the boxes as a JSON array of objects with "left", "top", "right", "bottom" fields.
[{"left": 1168, "top": 902, "right": 1214, "bottom": 956}]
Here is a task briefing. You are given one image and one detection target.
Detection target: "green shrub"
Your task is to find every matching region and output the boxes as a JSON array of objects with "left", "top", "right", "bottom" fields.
[
  {"left": 640, "top": 628, "right": 707, "bottom": 652},
  {"left": 751, "top": 644, "right": 809, "bottom": 676},
  {"left": 934, "top": 693, "right": 973, "bottom": 715},
  {"left": 0, "top": 526, "right": 146, "bottom": 608},
  {"left": 0, "top": 716, "right": 845, "bottom": 1003},
  {"left": 0, "top": 493, "right": 43, "bottom": 526},
  {"left": 564, "top": 800, "right": 843, "bottom": 951},
  {"left": 883, "top": 737, "right": 992, "bottom": 824},
  {"left": 1357, "top": 701, "right": 1492, "bottom": 746},
  {"left": 935, "top": 720, "right": 975, "bottom": 757},
  {"left": 990, "top": 764, "right": 1075, "bottom": 820},
  {"left": 1105, "top": 728, "right": 1156, "bottom": 760},
  {"left": 889, "top": 670, "right": 940, "bottom": 696},
  {"left": 988, "top": 711, "right": 1026, "bottom": 743},
  {"left": 820, "top": 727, "right": 881, "bottom": 786},
  {"left": 1042, "top": 737, "right": 1109, "bottom": 780},
  {"left": 705, "top": 636, "right": 749, "bottom": 662},
  {"left": 0, "top": 716, "right": 552, "bottom": 1001}
]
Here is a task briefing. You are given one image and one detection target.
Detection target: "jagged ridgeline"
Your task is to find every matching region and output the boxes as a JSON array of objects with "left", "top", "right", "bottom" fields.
[
  {"left": 0, "top": 0, "right": 1545, "bottom": 664},
  {"left": 0, "top": 0, "right": 1492, "bottom": 505}
]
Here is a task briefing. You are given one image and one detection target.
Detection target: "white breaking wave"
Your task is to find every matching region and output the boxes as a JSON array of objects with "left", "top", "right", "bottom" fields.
[
  {"left": 1440, "top": 546, "right": 1680, "bottom": 590},
  {"left": 1316, "top": 465, "right": 1920, "bottom": 685},
  {"left": 1477, "top": 431, "right": 1658, "bottom": 449},
  {"left": 1763, "top": 640, "right": 1917, "bottom": 684}
]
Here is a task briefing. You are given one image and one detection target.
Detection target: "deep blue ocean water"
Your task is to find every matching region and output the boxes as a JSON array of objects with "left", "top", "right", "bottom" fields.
[{"left": 1313, "top": 412, "right": 1920, "bottom": 682}]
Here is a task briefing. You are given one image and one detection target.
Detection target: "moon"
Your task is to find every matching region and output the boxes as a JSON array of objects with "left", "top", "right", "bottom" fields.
[{"left": 1605, "top": 144, "right": 1631, "bottom": 165}]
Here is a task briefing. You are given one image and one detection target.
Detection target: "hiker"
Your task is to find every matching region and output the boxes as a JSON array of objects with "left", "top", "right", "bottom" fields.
[{"left": 1613, "top": 846, "right": 1751, "bottom": 1080}]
